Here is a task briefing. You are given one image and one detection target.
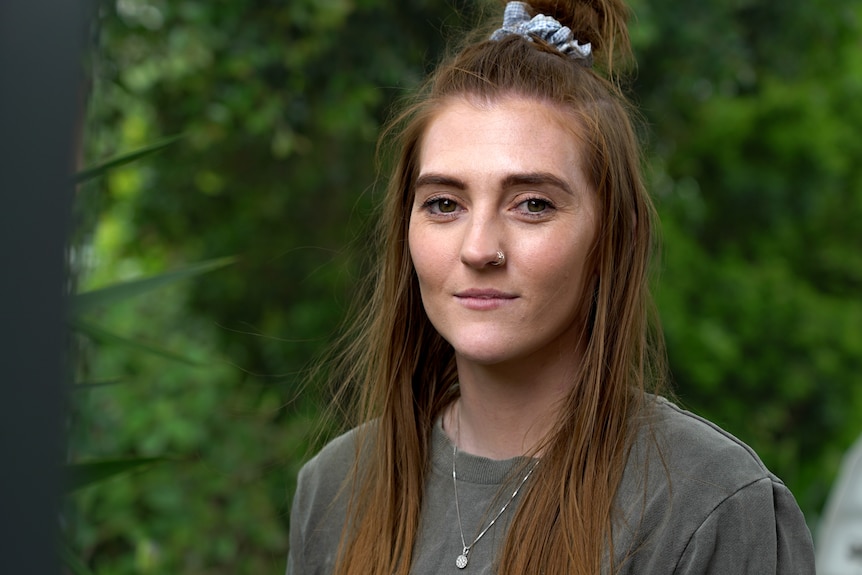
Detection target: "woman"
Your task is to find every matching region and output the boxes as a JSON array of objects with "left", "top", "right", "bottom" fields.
[{"left": 287, "top": 1, "right": 816, "bottom": 573}]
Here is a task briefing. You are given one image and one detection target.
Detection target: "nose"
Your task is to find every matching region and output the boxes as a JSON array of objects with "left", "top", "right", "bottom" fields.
[{"left": 459, "top": 212, "right": 504, "bottom": 269}]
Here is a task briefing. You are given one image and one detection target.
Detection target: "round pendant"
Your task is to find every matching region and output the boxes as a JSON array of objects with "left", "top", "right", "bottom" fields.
[{"left": 456, "top": 554, "right": 469, "bottom": 569}]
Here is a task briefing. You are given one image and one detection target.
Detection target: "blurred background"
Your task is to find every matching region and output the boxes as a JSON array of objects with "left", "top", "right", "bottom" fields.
[{"left": 66, "top": 0, "right": 862, "bottom": 573}]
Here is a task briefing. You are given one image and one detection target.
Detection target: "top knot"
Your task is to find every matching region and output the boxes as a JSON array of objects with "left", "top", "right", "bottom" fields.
[{"left": 490, "top": 1, "right": 593, "bottom": 65}]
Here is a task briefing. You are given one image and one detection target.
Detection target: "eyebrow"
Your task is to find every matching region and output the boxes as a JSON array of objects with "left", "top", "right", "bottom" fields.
[
  {"left": 414, "top": 173, "right": 465, "bottom": 190},
  {"left": 501, "top": 172, "right": 575, "bottom": 196},
  {"left": 414, "top": 171, "right": 575, "bottom": 196}
]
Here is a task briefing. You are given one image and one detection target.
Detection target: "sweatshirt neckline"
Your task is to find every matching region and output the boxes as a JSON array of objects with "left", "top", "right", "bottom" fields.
[{"left": 430, "top": 418, "right": 536, "bottom": 485}]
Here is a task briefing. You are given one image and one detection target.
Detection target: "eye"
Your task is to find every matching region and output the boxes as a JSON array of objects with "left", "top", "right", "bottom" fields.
[
  {"left": 436, "top": 198, "right": 458, "bottom": 213},
  {"left": 525, "top": 198, "right": 549, "bottom": 213},
  {"left": 516, "top": 198, "right": 555, "bottom": 217},
  {"left": 421, "top": 196, "right": 461, "bottom": 215},
  {"left": 512, "top": 196, "right": 556, "bottom": 219}
]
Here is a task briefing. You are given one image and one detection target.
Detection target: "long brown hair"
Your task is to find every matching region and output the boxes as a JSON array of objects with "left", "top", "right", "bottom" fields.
[{"left": 325, "top": 1, "right": 665, "bottom": 573}]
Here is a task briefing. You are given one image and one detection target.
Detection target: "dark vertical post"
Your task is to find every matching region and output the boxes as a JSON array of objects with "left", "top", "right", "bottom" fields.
[{"left": 0, "top": 0, "right": 88, "bottom": 572}]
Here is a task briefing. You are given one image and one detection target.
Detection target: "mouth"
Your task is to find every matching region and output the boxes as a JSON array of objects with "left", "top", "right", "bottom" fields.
[
  {"left": 454, "top": 289, "right": 518, "bottom": 310},
  {"left": 455, "top": 289, "right": 517, "bottom": 299}
]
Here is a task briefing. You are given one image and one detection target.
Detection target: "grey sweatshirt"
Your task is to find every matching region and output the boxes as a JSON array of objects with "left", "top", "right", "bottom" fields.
[{"left": 287, "top": 396, "right": 815, "bottom": 574}]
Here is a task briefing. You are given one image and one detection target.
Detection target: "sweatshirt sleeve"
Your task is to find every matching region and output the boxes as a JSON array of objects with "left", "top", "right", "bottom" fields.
[
  {"left": 674, "top": 476, "right": 816, "bottom": 574},
  {"left": 284, "top": 428, "right": 360, "bottom": 575},
  {"left": 286, "top": 464, "right": 308, "bottom": 575}
]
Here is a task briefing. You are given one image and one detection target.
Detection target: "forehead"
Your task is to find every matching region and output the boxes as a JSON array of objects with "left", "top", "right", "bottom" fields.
[{"left": 417, "top": 96, "right": 586, "bottom": 178}]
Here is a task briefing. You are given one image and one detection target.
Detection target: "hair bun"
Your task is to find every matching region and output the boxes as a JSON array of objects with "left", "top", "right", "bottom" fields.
[
  {"left": 491, "top": 2, "right": 594, "bottom": 64},
  {"left": 511, "top": 0, "right": 632, "bottom": 74}
]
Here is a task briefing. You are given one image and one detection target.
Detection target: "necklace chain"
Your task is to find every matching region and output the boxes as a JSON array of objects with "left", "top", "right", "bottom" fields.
[{"left": 452, "top": 405, "right": 538, "bottom": 570}]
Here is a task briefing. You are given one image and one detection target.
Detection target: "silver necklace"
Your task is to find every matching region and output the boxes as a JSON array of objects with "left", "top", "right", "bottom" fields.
[{"left": 451, "top": 410, "right": 538, "bottom": 569}]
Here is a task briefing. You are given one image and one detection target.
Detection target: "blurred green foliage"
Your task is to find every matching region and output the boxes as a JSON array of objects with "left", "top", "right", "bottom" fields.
[
  {"left": 633, "top": 0, "right": 862, "bottom": 516},
  {"left": 69, "top": 0, "right": 861, "bottom": 571}
]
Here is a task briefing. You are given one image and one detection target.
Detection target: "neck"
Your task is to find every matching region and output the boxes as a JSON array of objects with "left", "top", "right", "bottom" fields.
[{"left": 444, "top": 355, "right": 578, "bottom": 460}]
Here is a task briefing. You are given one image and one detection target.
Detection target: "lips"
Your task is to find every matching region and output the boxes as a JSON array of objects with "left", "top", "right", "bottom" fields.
[
  {"left": 454, "top": 289, "right": 518, "bottom": 310},
  {"left": 455, "top": 288, "right": 517, "bottom": 299}
]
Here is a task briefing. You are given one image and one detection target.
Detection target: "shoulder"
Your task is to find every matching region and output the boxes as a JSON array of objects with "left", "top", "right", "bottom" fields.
[
  {"left": 620, "top": 395, "right": 779, "bottom": 535},
  {"left": 293, "top": 423, "right": 376, "bottom": 524},
  {"left": 645, "top": 395, "right": 773, "bottom": 490},
  {"left": 296, "top": 425, "right": 363, "bottom": 491},
  {"left": 613, "top": 395, "right": 815, "bottom": 574}
]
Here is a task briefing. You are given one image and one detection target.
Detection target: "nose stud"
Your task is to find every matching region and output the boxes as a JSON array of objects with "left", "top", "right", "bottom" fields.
[{"left": 490, "top": 250, "right": 506, "bottom": 267}]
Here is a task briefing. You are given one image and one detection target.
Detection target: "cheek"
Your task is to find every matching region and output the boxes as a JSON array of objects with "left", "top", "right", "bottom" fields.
[
  {"left": 530, "top": 236, "right": 594, "bottom": 300},
  {"left": 407, "top": 223, "right": 422, "bottom": 271},
  {"left": 408, "top": 224, "right": 435, "bottom": 288}
]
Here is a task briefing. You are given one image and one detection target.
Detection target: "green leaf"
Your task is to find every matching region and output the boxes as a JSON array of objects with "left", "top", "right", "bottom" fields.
[
  {"left": 71, "top": 256, "right": 236, "bottom": 315},
  {"left": 72, "top": 134, "right": 183, "bottom": 184},
  {"left": 71, "top": 319, "right": 203, "bottom": 365},
  {"left": 73, "top": 378, "right": 125, "bottom": 390},
  {"left": 59, "top": 537, "right": 98, "bottom": 575},
  {"left": 66, "top": 457, "right": 166, "bottom": 493}
]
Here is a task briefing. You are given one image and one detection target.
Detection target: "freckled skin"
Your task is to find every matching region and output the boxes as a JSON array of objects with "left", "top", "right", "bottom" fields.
[{"left": 409, "top": 96, "right": 598, "bottom": 374}]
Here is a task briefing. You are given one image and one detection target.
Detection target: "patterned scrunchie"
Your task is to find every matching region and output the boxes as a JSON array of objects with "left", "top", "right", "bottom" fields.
[{"left": 490, "top": 1, "right": 592, "bottom": 65}]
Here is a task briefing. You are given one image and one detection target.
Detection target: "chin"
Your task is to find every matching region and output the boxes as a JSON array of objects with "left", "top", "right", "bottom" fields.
[{"left": 451, "top": 342, "right": 525, "bottom": 367}]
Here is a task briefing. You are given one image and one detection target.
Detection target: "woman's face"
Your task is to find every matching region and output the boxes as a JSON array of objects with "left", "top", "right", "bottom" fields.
[{"left": 408, "top": 96, "right": 598, "bottom": 368}]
